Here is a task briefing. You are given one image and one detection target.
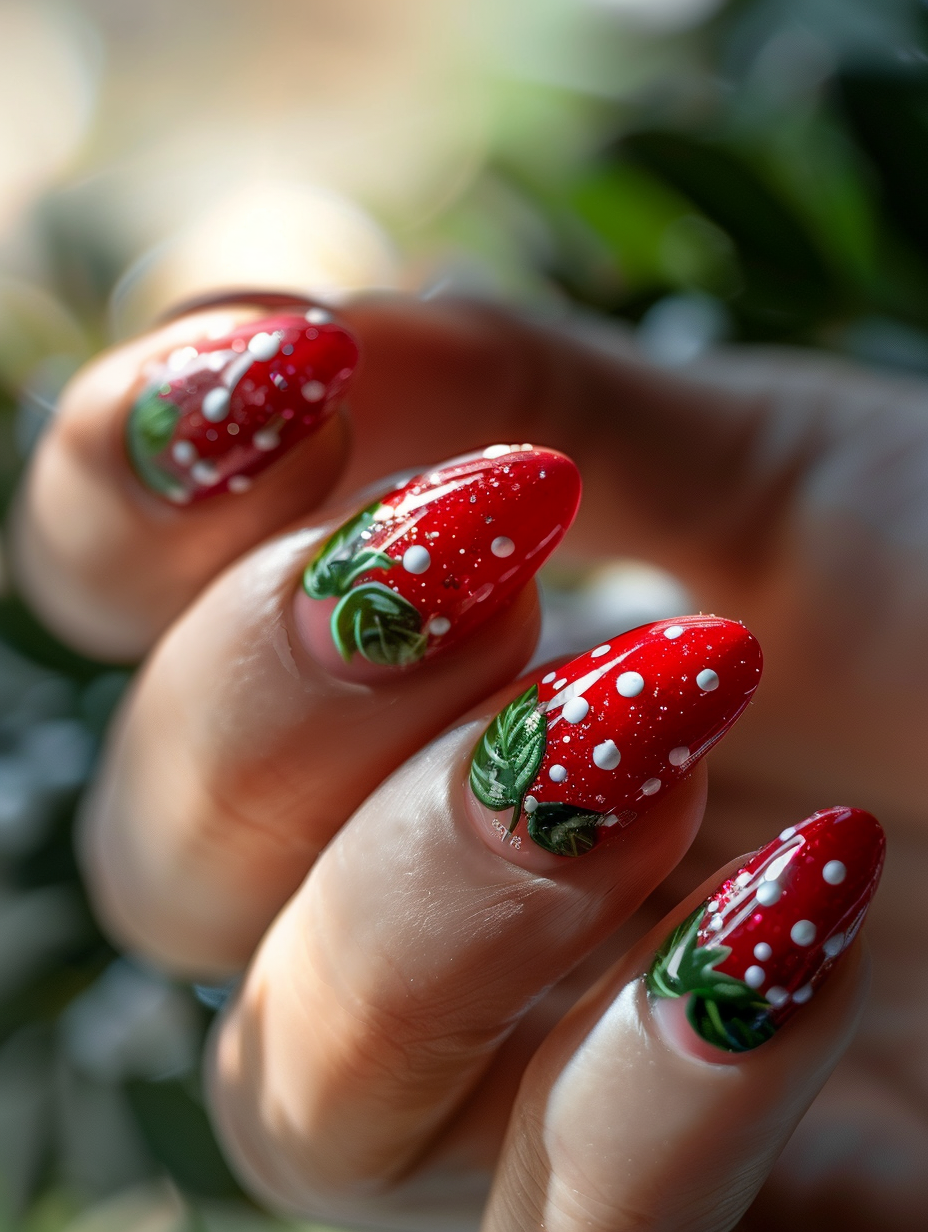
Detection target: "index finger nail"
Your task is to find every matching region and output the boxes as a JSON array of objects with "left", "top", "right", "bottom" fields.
[{"left": 126, "top": 308, "right": 358, "bottom": 503}]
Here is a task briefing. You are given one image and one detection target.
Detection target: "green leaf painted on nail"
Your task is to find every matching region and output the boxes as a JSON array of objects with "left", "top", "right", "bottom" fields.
[
  {"left": 330, "top": 582, "right": 427, "bottom": 666},
  {"left": 469, "top": 685, "right": 547, "bottom": 828},
  {"left": 126, "top": 389, "right": 184, "bottom": 499},
  {"left": 647, "top": 906, "right": 776, "bottom": 1052},
  {"left": 526, "top": 801, "right": 606, "bottom": 857},
  {"left": 303, "top": 502, "right": 396, "bottom": 600}
]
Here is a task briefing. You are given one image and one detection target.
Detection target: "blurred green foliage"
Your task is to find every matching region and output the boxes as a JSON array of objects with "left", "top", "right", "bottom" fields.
[{"left": 3, "top": 0, "right": 928, "bottom": 1228}]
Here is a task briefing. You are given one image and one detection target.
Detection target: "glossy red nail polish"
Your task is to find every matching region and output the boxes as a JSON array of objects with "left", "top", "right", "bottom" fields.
[
  {"left": 469, "top": 615, "right": 762, "bottom": 860},
  {"left": 296, "top": 445, "right": 581, "bottom": 672},
  {"left": 126, "top": 309, "right": 358, "bottom": 503},
  {"left": 648, "top": 806, "right": 885, "bottom": 1052}
]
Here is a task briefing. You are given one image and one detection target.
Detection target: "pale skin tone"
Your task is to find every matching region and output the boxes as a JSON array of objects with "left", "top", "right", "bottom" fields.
[{"left": 11, "top": 295, "right": 928, "bottom": 1229}]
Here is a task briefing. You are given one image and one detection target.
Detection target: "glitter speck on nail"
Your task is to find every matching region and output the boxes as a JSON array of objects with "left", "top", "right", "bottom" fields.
[
  {"left": 227, "top": 423, "right": 239, "bottom": 435},
  {"left": 206, "top": 429, "right": 218, "bottom": 441}
]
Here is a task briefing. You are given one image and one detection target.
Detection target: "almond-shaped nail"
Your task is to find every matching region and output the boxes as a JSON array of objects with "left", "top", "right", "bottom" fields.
[
  {"left": 648, "top": 806, "right": 885, "bottom": 1053},
  {"left": 296, "top": 445, "right": 581, "bottom": 672},
  {"left": 126, "top": 308, "right": 358, "bottom": 503},
  {"left": 468, "top": 616, "right": 762, "bottom": 861}
]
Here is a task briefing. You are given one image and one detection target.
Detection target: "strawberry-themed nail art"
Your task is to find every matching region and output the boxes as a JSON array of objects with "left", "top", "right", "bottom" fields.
[
  {"left": 469, "top": 616, "right": 762, "bottom": 857},
  {"left": 648, "top": 806, "right": 885, "bottom": 1052},
  {"left": 299, "top": 445, "right": 581, "bottom": 669},
  {"left": 126, "top": 309, "right": 358, "bottom": 503}
]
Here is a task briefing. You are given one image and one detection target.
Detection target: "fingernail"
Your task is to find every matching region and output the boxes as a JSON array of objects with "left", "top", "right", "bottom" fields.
[
  {"left": 648, "top": 806, "right": 885, "bottom": 1053},
  {"left": 295, "top": 445, "right": 581, "bottom": 673},
  {"left": 125, "top": 309, "right": 358, "bottom": 503},
  {"left": 468, "top": 616, "right": 762, "bottom": 864}
]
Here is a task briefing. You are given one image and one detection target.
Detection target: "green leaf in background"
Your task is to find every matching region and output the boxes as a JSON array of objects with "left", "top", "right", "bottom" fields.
[
  {"left": 469, "top": 685, "right": 546, "bottom": 829},
  {"left": 124, "top": 1079, "right": 243, "bottom": 1200},
  {"left": 124, "top": 390, "right": 183, "bottom": 501},
  {"left": 303, "top": 502, "right": 395, "bottom": 600},
  {"left": 330, "top": 583, "right": 426, "bottom": 666},
  {"left": 525, "top": 801, "right": 603, "bottom": 858},
  {"left": 647, "top": 906, "right": 775, "bottom": 1052}
]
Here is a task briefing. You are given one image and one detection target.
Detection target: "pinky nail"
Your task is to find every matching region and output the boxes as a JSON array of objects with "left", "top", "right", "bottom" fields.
[
  {"left": 295, "top": 445, "right": 582, "bottom": 672},
  {"left": 468, "top": 615, "right": 762, "bottom": 862},
  {"left": 126, "top": 309, "right": 358, "bottom": 503},
  {"left": 648, "top": 806, "right": 885, "bottom": 1053}
]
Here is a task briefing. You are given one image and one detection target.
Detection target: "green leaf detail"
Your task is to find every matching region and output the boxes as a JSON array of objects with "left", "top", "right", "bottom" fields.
[
  {"left": 330, "top": 582, "right": 427, "bottom": 666},
  {"left": 525, "top": 801, "right": 609, "bottom": 858},
  {"left": 125, "top": 390, "right": 183, "bottom": 498},
  {"left": 469, "top": 685, "right": 546, "bottom": 830},
  {"left": 647, "top": 906, "right": 776, "bottom": 1053},
  {"left": 304, "top": 502, "right": 396, "bottom": 599}
]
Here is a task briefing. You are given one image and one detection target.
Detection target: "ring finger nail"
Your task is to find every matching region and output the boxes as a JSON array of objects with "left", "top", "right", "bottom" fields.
[
  {"left": 295, "top": 444, "right": 582, "bottom": 672},
  {"left": 648, "top": 806, "right": 885, "bottom": 1053},
  {"left": 468, "top": 615, "right": 762, "bottom": 863},
  {"left": 126, "top": 309, "right": 358, "bottom": 503}
]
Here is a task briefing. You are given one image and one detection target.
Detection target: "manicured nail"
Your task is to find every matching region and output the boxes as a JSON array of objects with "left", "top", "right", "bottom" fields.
[
  {"left": 126, "top": 309, "right": 358, "bottom": 503},
  {"left": 296, "top": 445, "right": 581, "bottom": 672},
  {"left": 648, "top": 806, "right": 885, "bottom": 1053},
  {"left": 469, "top": 616, "right": 762, "bottom": 862}
]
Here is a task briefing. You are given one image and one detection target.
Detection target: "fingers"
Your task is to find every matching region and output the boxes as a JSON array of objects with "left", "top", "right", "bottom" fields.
[
  {"left": 206, "top": 618, "right": 759, "bottom": 1217},
  {"left": 11, "top": 302, "right": 357, "bottom": 659},
  {"left": 483, "top": 806, "right": 885, "bottom": 1232},
  {"left": 80, "top": 446, "right": 580, "bottom": 975}
]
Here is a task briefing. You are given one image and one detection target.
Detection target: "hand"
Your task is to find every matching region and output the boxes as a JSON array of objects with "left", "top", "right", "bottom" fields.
[{"left": 11, "top": 295, "right": 926, "bottom": 1229}]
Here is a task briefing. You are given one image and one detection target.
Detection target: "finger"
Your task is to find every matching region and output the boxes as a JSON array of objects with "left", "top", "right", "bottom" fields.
[
  {"left": 484, "top": 806, "right": 885, "bottom": 1232},
  {"left": 206, "top": 618, "right": 760, "bottom": 1219},
  {"left": 11, "top": 300, "right": 358, "bottom": 660},
  {"left": 80, "top": 446, "right": 581, "bottom": 974}
]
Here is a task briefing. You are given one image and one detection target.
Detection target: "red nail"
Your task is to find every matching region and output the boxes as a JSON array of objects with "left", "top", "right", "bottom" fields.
[
  {"left": 648, "top": 806, "right": 885, "bottom": 1052},
  {"left": 126, "top": 309, "right": 358, "bottom": 503},
  {"left": 296, "top": 445, "right": 581, "bottom": 671},
  {"left": 470, "top": 616, "right": 762, "bottom": 859}
]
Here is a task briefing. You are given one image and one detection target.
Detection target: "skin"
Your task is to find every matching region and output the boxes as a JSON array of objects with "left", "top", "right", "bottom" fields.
[{"left": 10, "top": 295, "right": 928, "bottom": 1230}]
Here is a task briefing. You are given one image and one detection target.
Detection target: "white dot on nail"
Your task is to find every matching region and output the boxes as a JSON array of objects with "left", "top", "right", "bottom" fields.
[
  {"left": 591, "top": 644, "right": 611, "bottom": 658},
  {"left": 482, "top": 444, "right": 511, "bottom": 458},
  {"left": 753, "top": 942, "right": 772, "bottom": 962},
  {"left": 792, "top": 984, "right": 813, "bottom": 1004},
  {"left": 228, "top": 475, "right": 252, "bottom": 494},
  {"left": 823, "top": 934, "right": 844, "bottom": 957},
  {"left": 167, "top": 345, "right": 197, "bottom": 370},
  {"left": 548, "top": 764, "right": 568, "bottom": 783},
  {"left": 247, "top": 331, "right": 282, "bottom": 361},
  {"left": 823, "top": 860, "right": 846, "bottom": 885},
  {"left": 402, "top": 545, "right": 431, "bottom": 574},
  {"left": 553, "top": 678, "right": 567, "bottom": 691},
  {"left": 696, "top": 668, "right": 719, "bottom": 691},
  {"left": 592, "top": 740, "right": 621, "bottom": 771},
  {"left": 171, "top": 440, "right": 197, "bottom": 466},
  {"left": 767, "top": 986, "right": 790, "bottom": 1008},
  {"left": 641, "top": 777, "right": 661, "bottom": 796},
  {"left": 668, "top": 746, "right": 690, "bottom": 766},
  {"left": 779, "top": 827, "right": 797, "bottom": 841},
  {"left": 191, "top": 461, "right": 220, "bottom": 486},
  {"left": 791, "top": 920, "right": 816, "bottom": 946},
  {"left": 664, "top": 625, "right": 685, "bottom": 639},
  {"left": 542, "top": 672, "right": 557, "bottom": 684},
  {"left": 305, "top": 307, "right": 333, "bottom": 324},
  {"left": 745, "top": 965, "right": 765, "bottom": 989},
  {"left": 617, "top": 671, "right": 645, "bottom": 698},
  {"left": 523, "top": 795, "right": 538, "bottom": 813},
  {"left": 756, "top": 881, "right": 782, "bottom": 906},
  {"left": 600, "top": 813, "right": 619, "bottom": 827},
  {"left": 202, "top": 387, "right": 230, "bottom": 422},
  {"left": 562, "top": 697, "right": 589, "bottom": 724},
  {"left": 302, "top": 379, "right": 326, "bottom": 402},
  {"left": 491, "top": 536, "right": 515, "bottom": 558},
  {"left": 253, "top": 429, "right": 280, "bottom": 452},
  {"left": 428, "top": 616, "right": 451, "bottom": 636}
]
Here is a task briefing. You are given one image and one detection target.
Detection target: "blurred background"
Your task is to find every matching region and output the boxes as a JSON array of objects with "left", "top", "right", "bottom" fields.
[{"left": 1, "top": 0, "right": 928, "bottom": 1226}]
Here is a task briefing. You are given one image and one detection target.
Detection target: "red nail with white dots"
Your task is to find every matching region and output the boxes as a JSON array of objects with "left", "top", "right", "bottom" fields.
[
  {"left": 468, "top": 615, "right": 762, "bottom": 861},
  {"left": 125, "top": 309, "right": 358, "bottom": 503},
  {"left": 648, "top": 806, "right": 885, "bottom": 1052},
  {"left": 295, "top": 445, "right": 581, "bottom": 673}
]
